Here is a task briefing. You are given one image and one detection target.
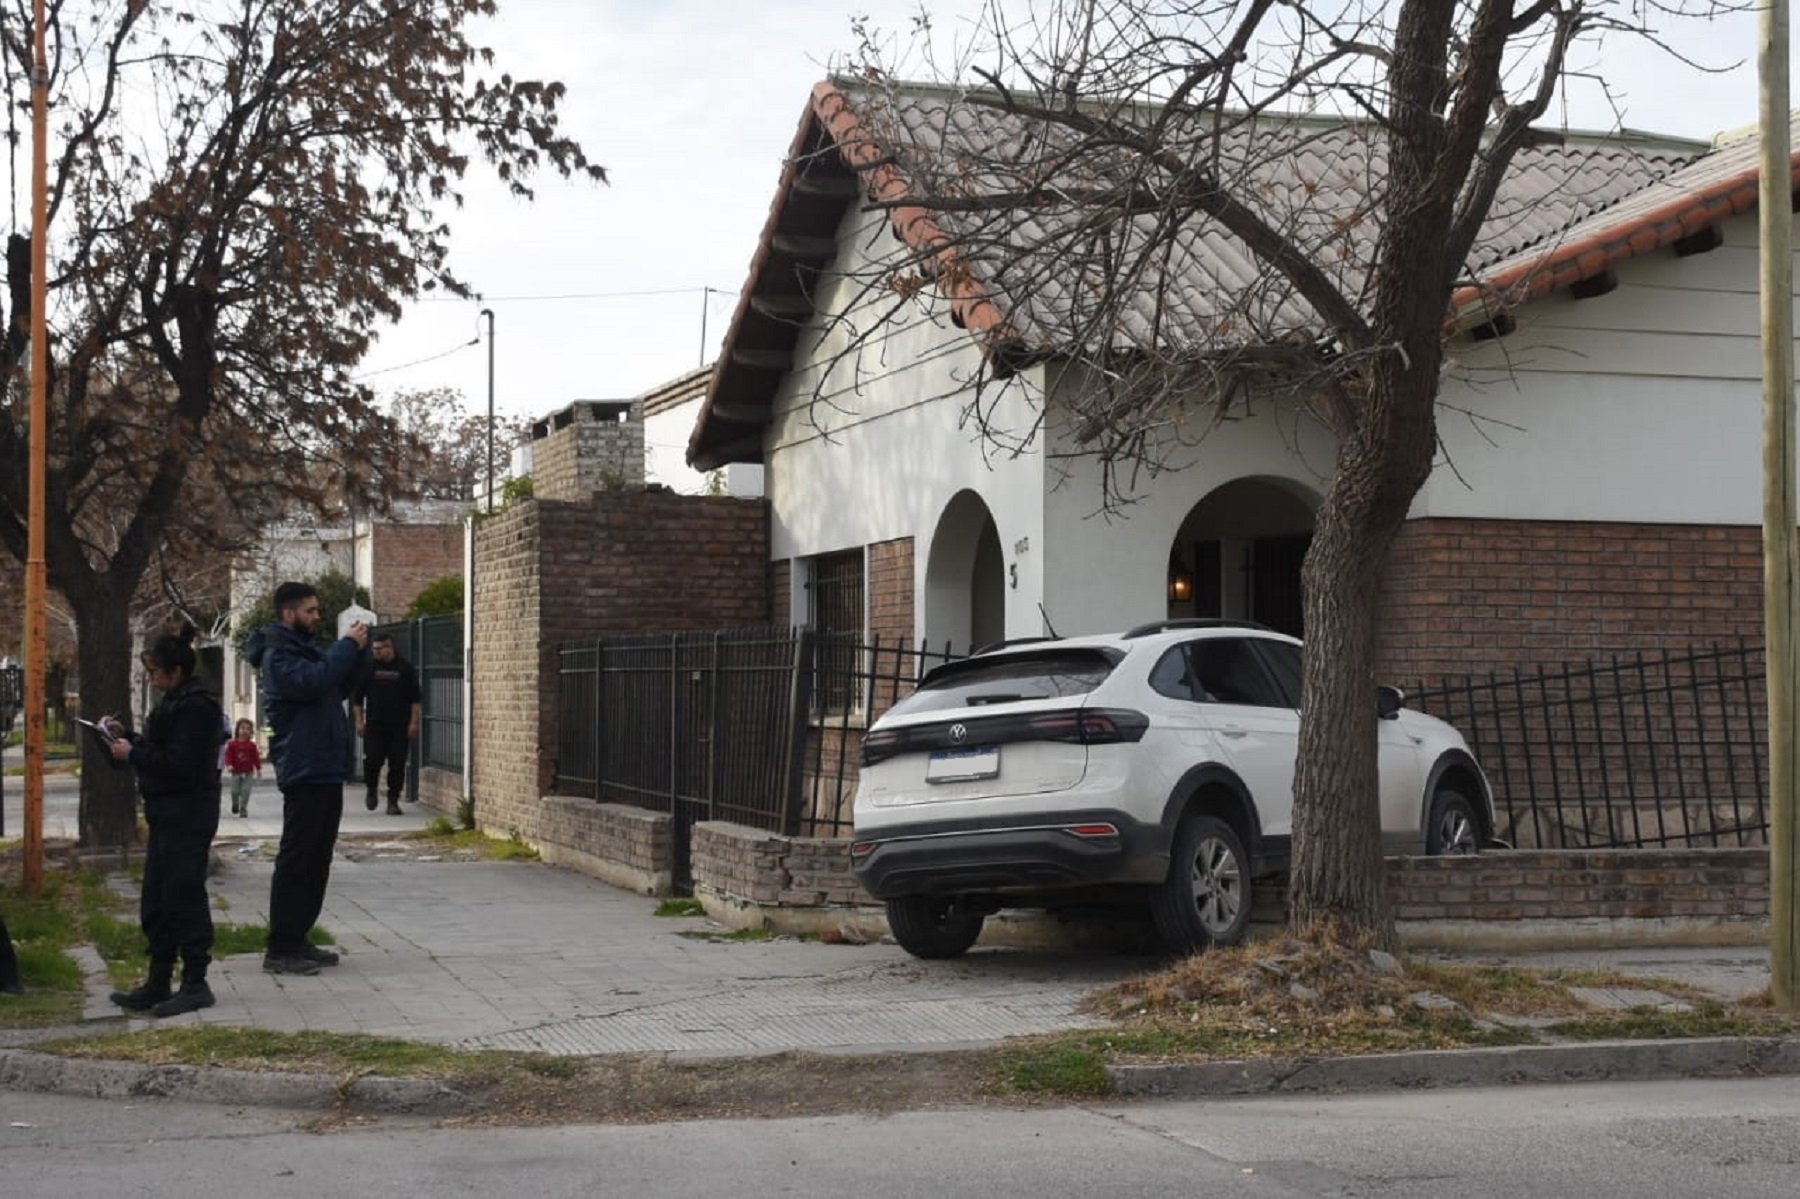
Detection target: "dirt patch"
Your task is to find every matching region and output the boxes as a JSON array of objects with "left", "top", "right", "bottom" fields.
[{"left": 442, "top": 1050, "right": 1013, "bottom": 1127}]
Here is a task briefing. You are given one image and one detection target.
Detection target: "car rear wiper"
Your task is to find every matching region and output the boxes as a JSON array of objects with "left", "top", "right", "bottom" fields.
[{"left": 964, "top": 693, "right": 1025, "bottom": 706}]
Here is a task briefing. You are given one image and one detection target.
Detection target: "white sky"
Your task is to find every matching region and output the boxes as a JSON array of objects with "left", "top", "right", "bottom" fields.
[{"left": 358, "top": 0, "right": 1791, "bottom": 435}]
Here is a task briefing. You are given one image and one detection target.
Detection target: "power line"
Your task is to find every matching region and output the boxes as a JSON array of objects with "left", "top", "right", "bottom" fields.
[
  {"left": 356, "top": 336, "right": 479, "bottom": 379},
  {"left": 416, "top": 285, "right": 742, "bottom": 304}
]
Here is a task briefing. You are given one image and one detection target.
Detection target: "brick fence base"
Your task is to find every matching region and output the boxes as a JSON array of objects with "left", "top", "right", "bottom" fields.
[
  {"left": 504, "top": 807, "right": 1772, "bottom": 950},
  {"left": 684, "top": 823, "right": 1771, "bottom": 950}
]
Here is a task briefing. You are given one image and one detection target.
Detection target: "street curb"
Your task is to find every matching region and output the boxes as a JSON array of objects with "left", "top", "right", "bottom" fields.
[
  {"left": 1108, "top": 1035, "right": 1800, "bottom": 1098},
  {"left": 0, "top": 1049, "right": 479, "bottom": 1116}
]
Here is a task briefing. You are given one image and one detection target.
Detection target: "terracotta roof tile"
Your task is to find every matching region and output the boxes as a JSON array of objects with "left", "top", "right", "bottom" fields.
[{"left": 690, "top": 80, "right": 1761, "bottom": 469}]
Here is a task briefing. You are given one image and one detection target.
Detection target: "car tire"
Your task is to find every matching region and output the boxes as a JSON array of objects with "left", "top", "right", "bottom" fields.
[
  {"left": 1150, "top": 814, "right": 1252, "bottom": 955},
  {"left": 885, "top": 896, "right": 985, "bottom": 960},
  {"left": 1425, "top": 785, "right": 1482, "bottom": 855}
]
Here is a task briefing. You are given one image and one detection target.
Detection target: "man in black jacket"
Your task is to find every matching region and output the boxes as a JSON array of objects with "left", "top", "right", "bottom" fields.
[
  {"left": 245, "top": 582, "right": 367, "bottom": 976},
  {"left": 354, "top": 633, "right": 421, "bottom": 816}
]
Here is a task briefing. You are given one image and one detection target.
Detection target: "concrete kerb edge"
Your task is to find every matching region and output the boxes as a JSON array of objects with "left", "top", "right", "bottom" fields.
[
  {"left": 1107, "top": 1035, "right": 1800, "bottom": 1098},
  {"left": 0, "top": 1048, "right": 479, "bottom": 1116}
]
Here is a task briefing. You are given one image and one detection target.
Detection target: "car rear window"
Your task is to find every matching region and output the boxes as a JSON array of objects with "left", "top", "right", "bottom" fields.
[{"left": 886, "top": 649, "right": 1121, "bottom": 717}]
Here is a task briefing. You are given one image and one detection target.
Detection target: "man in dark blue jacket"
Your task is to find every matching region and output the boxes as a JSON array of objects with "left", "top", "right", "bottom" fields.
[{"left": 246, "top": 581, "right": 368, "bottom": 975}]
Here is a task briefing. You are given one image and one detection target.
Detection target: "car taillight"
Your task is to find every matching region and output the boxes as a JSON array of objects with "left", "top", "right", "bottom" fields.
[
  {"left": 860, "top": 729, "right": 902, "bottom": 767},
  {"left": 1026, "top": 708, "right": 1149, "bottom": 744}
]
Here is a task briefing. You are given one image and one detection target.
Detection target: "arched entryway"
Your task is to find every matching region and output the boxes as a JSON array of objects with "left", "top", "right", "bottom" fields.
[
  {"left": 924, "top": 490, "right": 1006, "bottom": 652},
  {"left": 1167, "top": 478, "right": 1320, "bottom": 637}
]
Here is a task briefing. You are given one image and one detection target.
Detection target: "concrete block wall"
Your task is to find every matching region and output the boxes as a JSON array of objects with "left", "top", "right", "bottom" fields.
[{"left": 532, "top": 403, "right": 645, "bottom": 502}]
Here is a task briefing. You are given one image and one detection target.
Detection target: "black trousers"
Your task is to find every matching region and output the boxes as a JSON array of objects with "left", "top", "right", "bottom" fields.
[
  {"left": 363, "top": 726, "right": 411, "bottom": 803},
  {"left": 268, "top": 782, "right": 344, "bottom": 955},
  {"left": 142, "top": 820, "right": 216, "bottom": 979},
  {"left": 0, "top": 909, "right": 19, "bottom": 990}
]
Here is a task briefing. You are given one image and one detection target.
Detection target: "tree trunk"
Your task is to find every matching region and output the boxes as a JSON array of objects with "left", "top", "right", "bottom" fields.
[
  {"left": 1288, "top": 466, "right": 1399, "bottom": 947},
  {"left": 71, "top": 592, "right": 139, "bottom": 848}
]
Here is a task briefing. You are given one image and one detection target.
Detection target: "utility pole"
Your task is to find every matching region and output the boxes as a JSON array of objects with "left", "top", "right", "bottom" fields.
[
  {"left": 21, "top": 0, "right": 49, "bottom": 894},
  {"left": 1759, "top": 0, "right": 1798, "bottom": 1012},
  {"left": 482, "top": 308, "right": 496, "bottom": 512}
]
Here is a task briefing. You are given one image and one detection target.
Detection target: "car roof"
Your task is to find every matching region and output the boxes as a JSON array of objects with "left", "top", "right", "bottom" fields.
[{"left": 970, "top": 621, "right": 1302, "bottom": 660}]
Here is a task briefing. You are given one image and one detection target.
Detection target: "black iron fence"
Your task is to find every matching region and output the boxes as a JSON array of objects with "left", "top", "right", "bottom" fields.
[
  {"left": 416, "top": 614, "right": 464, "bottom": 773},
  {"left": 1412, "top": 641, "right": 1768, "bottom": 850},
  {"left": 555, "top": 626, "right": 1773, "bottom": 872},
  {"left": 554, "top": 628, "right": 962, "bottom": 887}
]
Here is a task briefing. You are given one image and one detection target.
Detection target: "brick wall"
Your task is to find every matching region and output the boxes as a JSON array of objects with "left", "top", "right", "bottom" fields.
[
  {"left": 1379, "top": 518, "right": 1763, "bottom": 685},
  {"left": 417, "top": 765, "right": 461, "bottom": 814},
  {"left": 867, "top": 537, "right": 914, "bottom": 645},
  {"left": 369, "top": 521, "right": 463, "bottom": 622},
  {"left": 1387, "top": 847, "right": 1767, "bottom": 923},
  {"left": 689, "top": 825, "right": 1768, "bottom": 949},
  {"left": 535, "top": 799, "right": 673, "bottom": 895},
  {"left": 469, "top": 488, "right": 769, "bottom": 845},
  {"left": 770, "top": 559, "right": 791, "bottom": 627},
  {"left": 470, "top": 501, "right": 543, "bottom": 840}
]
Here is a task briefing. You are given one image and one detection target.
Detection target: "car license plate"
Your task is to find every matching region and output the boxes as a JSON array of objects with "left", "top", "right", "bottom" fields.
[{"left": 926, "top": 746, "right": 999, "bottom": 783}]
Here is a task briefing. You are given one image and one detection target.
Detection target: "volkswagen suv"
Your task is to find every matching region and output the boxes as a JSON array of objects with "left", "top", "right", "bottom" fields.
[{"left": 850, "top": 619, "right": 1494, "bottom": 958}]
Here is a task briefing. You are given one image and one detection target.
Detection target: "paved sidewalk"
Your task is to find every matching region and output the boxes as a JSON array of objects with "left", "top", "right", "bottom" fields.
[
  {"left": 3, "top": 774, "right": 1781, "bottom": 1068},
  {"left": 174, "top": 849, "right": 1135, "bottom": 1056}
]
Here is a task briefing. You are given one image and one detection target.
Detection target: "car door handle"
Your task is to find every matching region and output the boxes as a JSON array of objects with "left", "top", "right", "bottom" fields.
[{"left": 1220, "top": 724, "right": 1248, "bottom": 738}]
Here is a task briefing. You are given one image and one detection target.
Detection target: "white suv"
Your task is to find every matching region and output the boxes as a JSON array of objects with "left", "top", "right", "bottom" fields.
[{"left": 850, "top": 620, "right": 1495, "bottom": 959}]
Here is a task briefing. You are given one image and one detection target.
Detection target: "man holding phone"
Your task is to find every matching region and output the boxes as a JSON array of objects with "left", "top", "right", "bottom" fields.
[{"left": 245, "top": 582, "right": 368, "bottom": 976}]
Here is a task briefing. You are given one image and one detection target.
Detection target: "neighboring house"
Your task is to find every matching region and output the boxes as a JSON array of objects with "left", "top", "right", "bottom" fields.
[
  {"left": 687, "top": 79, "right": 1791, "bottom": 686},
  {"left": 223, "top": 501, "right": 464, "bottom": 722},
  {"left": 643, "top": 365, "right": 764, "bottom": 496},
  {"left": 507, "top": 370, "right": 764, "bottom": 500}
]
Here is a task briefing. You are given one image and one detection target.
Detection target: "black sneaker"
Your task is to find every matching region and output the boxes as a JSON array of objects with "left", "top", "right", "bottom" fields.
[
  {"left": 364, "top": 790, "right": 378, "bottom": 812},
  {"left": 151, "top": 982, "right": 215, "bottom": 1018},
  {"left": 386, "top": 803, "right": 402, "bottom": 815},
  {"left": 262, "top": 952, "right": 321, "bottom": 976},
  {"left": 300, "top": 944, "right": 341, "bottom": 967},
  {"left": 109, "top": 979, "right": 173, "bottom": 1011}
]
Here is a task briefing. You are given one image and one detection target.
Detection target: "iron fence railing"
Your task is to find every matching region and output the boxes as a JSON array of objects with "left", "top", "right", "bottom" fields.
[
  {"left": 1412, "top": 641, "right": 1768, "bottom": 850},
  {"left": 554, "top": 628, "right": 964, "bottom": 884},
  {"left": 416, "top": 614, "right": 464, "bottom": 773}
]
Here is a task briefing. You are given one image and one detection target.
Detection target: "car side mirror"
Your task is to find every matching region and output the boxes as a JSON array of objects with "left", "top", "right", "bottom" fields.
[{"left": 1377, "top": 685, "right": 1404, "bottom": 721}]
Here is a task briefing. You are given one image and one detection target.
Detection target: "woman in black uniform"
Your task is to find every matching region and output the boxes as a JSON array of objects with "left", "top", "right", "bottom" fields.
[{"left": 107, "top": 626, "right": 224, "bottom": 1018}]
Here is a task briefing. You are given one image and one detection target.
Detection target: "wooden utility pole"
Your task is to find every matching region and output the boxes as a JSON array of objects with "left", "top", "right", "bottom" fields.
[
  {"left": 20, "top": 0, "right": 49, "bottom": 893},
  {"left": 1760, "top": 0, "right": 1799, "bottom": 1011}
]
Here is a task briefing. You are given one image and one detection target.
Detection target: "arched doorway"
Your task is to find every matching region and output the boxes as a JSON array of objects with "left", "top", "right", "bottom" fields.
[
  {"left": 924, "top": 490, "right": 1006, "bottom": 652},
  {"left": 1167, "top": 479, "right": 1320, "bottom": 637}
]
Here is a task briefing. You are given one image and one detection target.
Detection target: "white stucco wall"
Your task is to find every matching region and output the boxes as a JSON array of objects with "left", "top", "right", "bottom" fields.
[
  {"left": 760, "top": 202, "right": 1800, "bottom": 647},
  {"left": 763, "top": 205, "right": 1050, "bottom": 642},
  {"left": 1037, "top": 366, "right": 1338, "bottom": 637},
  {"left": 646, "top": 398, "right": 764, "bottom": 496},
  {"left": 1425, "top": 210, "right": 1791, "bottom": 524}
]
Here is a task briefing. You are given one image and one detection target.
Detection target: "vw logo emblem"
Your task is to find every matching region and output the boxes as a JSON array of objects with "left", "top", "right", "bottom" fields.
[{"left": 948, "top": 723, "right": 968, "bottom": 745}]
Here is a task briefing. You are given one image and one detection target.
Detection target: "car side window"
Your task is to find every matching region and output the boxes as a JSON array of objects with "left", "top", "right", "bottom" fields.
[
  {"left": 1189, "top": 638, "right": 1288, "bottom": 708},
  {"left": 1253, "top": 640, "right": 1304, "bottom": 707},
  {"left": 1148, "top": 647, "right": 1196, "bottom": 701}
]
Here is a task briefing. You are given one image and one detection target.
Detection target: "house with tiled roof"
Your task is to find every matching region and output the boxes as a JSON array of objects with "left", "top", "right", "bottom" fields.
[{"left": 688, "top": 79, "right": 1789, "bottom": 684}]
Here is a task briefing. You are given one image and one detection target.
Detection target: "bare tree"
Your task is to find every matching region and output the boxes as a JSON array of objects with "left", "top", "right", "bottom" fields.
[
  {"left": 829, "top": 0, "right": 1734, "bottom": 945},
  {"left": 0, "top": 1, "right": 603, "bottom": 845}
]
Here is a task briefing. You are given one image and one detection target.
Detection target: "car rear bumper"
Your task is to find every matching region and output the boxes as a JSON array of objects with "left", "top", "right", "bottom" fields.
[{"left": 850, "top": 810, "right": 1169, "bottom": 899}]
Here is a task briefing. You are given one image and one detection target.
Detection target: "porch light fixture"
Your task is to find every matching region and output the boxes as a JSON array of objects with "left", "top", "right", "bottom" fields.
[{"left": 1167, "top": 548, "right": 1194, "bottom": 604}]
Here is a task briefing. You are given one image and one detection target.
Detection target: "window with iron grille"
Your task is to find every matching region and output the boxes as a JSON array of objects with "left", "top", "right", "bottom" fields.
[{"left": 809, "top": 549, "right": 865, "bottom": 715}]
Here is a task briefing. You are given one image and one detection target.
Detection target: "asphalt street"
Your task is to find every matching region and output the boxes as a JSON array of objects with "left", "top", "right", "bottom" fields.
[{"left": 3, "top": 1075, "right": 1798, "bottom": 1198}]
